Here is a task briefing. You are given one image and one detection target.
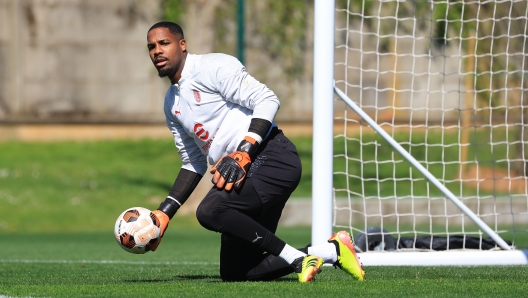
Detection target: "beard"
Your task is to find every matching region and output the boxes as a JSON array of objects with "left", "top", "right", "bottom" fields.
[{"left": 157, "top": 65, "right": 176, "bottom": 78}]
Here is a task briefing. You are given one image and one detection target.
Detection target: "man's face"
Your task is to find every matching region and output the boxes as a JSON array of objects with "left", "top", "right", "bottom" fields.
[{"left": 147, "top": 28, "right": 186, "bottom": 82}]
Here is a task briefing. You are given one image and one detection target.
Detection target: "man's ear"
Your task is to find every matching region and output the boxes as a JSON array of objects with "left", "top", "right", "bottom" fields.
[{"left": 180, "top": 39, "right": 187, "bottom": 51}]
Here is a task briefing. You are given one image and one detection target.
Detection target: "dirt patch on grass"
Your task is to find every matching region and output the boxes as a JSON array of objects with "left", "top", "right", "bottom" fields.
[{"left": 461, "top": 165, "right": 528, "bottom": 194}]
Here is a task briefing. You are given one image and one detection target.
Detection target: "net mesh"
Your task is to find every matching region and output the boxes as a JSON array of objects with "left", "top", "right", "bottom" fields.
[{"left": 333, "top": 0, "right": 528, "bottom": 251}]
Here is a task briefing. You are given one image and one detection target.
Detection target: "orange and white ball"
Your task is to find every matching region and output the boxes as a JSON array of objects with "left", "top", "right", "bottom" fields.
[{"left": 114, "top": 207, "right": 161, "bottom": 254}]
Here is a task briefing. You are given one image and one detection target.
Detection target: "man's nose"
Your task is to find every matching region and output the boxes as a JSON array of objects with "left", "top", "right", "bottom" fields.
[{"left": 153, "top": 44, "right": 163, "bottom": 55}]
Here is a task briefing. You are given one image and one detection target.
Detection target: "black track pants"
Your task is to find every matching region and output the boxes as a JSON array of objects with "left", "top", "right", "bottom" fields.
[{"left": 195, "top": 128, "right": 303, "bottom": 281}]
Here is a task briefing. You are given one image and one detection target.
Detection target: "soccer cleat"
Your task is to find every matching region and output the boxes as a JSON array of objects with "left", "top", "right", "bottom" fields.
[
  {"left": 328, "top": 231, "right": 366, "bottom": 281},
  {"left": 291, "top": 255, "right": 323, "bottom": 283}
]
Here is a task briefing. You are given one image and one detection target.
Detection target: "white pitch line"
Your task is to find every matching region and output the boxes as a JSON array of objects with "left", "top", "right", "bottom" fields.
[{"left": 0, "top": 259, "right": 219, "bottom": 265}]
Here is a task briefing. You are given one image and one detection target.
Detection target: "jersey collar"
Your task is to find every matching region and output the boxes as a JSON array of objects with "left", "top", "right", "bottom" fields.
[{"left": 180, "top": 53, "right": 196, "bottom": 82}]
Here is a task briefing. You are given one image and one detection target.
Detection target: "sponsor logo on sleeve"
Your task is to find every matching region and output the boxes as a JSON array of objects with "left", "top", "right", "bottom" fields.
[{"left": 193, "top": 90, "right": 201, "bottom": 103}]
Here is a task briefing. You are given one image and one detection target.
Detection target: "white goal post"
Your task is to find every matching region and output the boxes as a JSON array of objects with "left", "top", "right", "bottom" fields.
[{"left": 313, "top": 0, "right": 528, "bottom": 265}]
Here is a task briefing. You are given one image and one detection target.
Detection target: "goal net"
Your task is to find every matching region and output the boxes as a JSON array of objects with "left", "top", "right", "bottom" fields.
[{"left": 329, "top": 0, "right": 528, "bottom": 265}]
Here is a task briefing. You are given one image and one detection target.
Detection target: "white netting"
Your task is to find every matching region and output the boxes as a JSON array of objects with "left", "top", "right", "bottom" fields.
[{"left": 333, "top": 0, "right": 528, "bottom": 251}]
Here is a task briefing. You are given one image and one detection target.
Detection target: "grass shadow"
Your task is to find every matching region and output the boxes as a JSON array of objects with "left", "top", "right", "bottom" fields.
[{"left": 124, "top": 275, "right": 223, "bottom": 283}]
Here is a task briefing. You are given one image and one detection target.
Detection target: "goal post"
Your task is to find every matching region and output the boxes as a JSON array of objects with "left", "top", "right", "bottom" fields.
[
  {"left": 312, "top": 0, "right": 335, "bottom": 246},
  {"left": 313, "top": 0, "right": 528, "bottom": 265}
]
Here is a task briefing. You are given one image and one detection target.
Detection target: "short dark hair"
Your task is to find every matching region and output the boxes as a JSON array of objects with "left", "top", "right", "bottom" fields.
[{"left": 148, "top": 21, "right": 184, "bottom": 39}]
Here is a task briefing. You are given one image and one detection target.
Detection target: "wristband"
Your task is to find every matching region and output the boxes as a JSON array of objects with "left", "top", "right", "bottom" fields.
[{"left": 237, "top": 136, "right": 259, "bottom": 156}]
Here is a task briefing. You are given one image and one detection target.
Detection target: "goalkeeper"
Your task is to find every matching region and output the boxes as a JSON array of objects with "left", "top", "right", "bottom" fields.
[{"left": 146, "top": 21, "right": 365, "bottom": 282}]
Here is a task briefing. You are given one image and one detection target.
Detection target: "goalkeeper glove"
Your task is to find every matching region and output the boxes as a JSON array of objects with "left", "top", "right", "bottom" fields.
[
  {"left": 210, "top": 136, "right": 259, "bottom": 191},
  {"left": 149, "top": 210, "right": 170, "bottom": 252}
]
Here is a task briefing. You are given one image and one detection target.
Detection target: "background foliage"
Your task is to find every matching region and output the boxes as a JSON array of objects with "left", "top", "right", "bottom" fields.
[{"left": 161, "top": 0, "right": 311, "bottom": 79}]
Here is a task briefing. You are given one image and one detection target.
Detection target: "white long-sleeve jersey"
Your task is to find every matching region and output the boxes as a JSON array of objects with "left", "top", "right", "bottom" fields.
[{"left": 164, "top": 53, "right": 280, "bottom": 176}]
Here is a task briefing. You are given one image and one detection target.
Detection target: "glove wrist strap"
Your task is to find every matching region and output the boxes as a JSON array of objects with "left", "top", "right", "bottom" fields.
[
  {"left": 237, "top": 136, "right": 259, "bottom": 156},
  {"left": 158, "top": 200, "right": 179, "bottom": 219}
]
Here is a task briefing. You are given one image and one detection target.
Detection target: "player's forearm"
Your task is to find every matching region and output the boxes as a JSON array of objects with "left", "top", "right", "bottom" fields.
[
  {"left": 251, "top": 96, "right": 279, "bottom": 123},
  {"left": 242, "top": 72, "right": 280, "bottom": 121},
  {"left": 246, "top": 118, "right": 272, "bottom": 144},
  {"left": 157, "top": 168, "right": 202, "bottom": 218}
]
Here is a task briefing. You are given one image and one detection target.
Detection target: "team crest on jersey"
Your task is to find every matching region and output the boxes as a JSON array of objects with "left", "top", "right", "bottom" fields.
[
  {"left": 193, "top": 123, "right": 209, "bottom": 141},
  {"left": 193, "top": 90, "right": 201, "bottom": 103}
]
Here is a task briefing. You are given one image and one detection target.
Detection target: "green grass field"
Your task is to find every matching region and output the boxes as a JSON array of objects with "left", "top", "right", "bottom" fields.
[
  {"left": 1, "top": 137, "right": 527, "bottom": 296},
  {"left": 2, "top": 227, "right": 527, "bottom": 297}
]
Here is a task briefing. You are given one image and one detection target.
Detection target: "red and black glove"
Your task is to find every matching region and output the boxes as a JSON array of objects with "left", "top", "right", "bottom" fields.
[{"left": 210, "top": 136, "right": 259, "bottom": 191}]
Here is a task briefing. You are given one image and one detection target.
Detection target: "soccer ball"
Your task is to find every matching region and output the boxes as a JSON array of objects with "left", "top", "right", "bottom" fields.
[{"left": 114, "top": 207, "right": 161, "bottom": 254}]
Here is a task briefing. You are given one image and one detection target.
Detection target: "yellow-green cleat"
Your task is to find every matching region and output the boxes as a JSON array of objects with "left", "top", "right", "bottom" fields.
[
  {"left": 291, "top": 255, "right": 323, "bottom": 283},
  {"left": 328, "top": 231, "right": 366, "bottom": 281}
]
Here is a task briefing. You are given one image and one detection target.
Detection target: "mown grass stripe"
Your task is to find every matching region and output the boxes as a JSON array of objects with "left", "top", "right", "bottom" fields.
[{"left": 0, "top": 259, "right": 219, "bottom": 265}]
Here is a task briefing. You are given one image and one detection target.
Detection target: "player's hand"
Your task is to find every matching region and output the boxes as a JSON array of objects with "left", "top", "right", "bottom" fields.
[
  {"left": 210, "top": 151, "right": 251, "bottom": 191},
  {"left": 149, "top": 210, "right": 170, "bottom": 252}
]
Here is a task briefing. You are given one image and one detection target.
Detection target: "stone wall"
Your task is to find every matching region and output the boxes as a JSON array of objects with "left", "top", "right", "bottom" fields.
[
  {"left": 0, "top": 0, "right": 465, "bottom": 125},
  {"left": 0, "top": 0, "right": 166, "bottom": 122},
  {"left": 0, "top": 0, "right": 316, "bottom": 123}
]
